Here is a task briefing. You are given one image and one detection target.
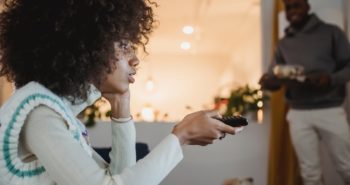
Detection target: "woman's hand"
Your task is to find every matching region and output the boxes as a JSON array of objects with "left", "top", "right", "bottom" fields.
[
  {"left": 102, "top": 90, "right": 131, "bottom": 119},
  {"left": 171, "top": 110, "right": 239, "bottom": 146}
]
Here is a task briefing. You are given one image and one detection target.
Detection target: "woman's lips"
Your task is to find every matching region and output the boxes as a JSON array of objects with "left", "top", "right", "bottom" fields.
[{"left": 128, "top": 74, "right": 135, "bottom": 83}]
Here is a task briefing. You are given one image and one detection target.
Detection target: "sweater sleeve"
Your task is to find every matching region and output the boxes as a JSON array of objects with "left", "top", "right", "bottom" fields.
[
  {"left": 330, "top": 26, "right": 350, "bottom": 85},
  {"left": 108, "top": 119, "right": 136, "bottom": 174},
  {"left": 23, "top": 106, "right": 183, "bottom": 185}
]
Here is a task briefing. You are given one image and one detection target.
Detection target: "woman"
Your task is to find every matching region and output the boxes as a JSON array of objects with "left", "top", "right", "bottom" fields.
[{"left": 0, "top": 0, "right": 239, "bottom": 185}]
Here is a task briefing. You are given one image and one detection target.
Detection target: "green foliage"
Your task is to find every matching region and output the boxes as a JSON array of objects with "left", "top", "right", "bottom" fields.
[
  {"left": 79, "top": 98, "right": 111, "bottom": 127},
  {"left": 225, "top": 85, "right": 269, "bottom": 116}
]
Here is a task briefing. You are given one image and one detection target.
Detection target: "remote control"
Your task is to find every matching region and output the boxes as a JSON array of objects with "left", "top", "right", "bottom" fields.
[{"left": 214, "top": 115, "right": 248, "bottom": 127}]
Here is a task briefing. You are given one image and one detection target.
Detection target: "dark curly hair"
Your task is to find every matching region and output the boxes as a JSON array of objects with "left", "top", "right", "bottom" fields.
[{"left": 0, "top": 0, "right": 156, "bottom": 102}]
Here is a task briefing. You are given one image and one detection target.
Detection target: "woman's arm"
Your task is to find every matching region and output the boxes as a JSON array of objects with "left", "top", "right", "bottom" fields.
[
  {"left": 23, "top": 106, "right": 183, "bottom": 185},
  {"left": 108, "top": 119, "right": 136, "bottom": 174},
  {"left": 23, "top": 106, "right": 112, "bottom": 185}
]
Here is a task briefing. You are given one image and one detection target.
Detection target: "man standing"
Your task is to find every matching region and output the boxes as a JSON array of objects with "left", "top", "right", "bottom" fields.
[{"left": 260, "top": 0, "right": 350, "bottom": 184}]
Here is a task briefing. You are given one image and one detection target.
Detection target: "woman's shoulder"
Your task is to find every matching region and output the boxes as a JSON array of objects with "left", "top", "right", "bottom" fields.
[
  {"left": 26, "top": 105, "right": 67, "bottom": 128},
  {"left": 21, "top": 105, "right": 69, "bottom": 148}
]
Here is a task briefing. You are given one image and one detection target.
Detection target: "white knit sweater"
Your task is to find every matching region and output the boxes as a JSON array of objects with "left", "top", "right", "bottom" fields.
[{"left": 0, "top": 82, "right": 183, "bottom": 185}]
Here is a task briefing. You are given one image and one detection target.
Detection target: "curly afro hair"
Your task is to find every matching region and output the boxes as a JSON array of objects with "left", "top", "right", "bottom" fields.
[{"left": 0, "top": 0, "right": 156, "bottom": 102}]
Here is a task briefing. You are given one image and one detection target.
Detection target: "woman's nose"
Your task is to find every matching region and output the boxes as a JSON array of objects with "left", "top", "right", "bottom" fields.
[{"left": 129, "top": 56, "right": 140, "bottom": 67}]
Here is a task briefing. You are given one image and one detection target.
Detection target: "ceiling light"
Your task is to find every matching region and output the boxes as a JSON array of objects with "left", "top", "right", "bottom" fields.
[
  {"left": 180, "top": 41, "right": 191, "bottom": 50},
  {"left": 182, "top": 26, "right": 194, "bottom": 34}
]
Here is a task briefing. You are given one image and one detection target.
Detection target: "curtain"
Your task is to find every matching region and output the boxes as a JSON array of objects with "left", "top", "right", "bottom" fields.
[{"left": 267, "top": 0, "right": 303, "bottom": 185}]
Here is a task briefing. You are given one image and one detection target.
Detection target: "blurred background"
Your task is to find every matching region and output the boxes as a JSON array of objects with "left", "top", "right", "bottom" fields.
[
  {"left": 130, "top": 0, "right": 262, "bottom": 122},
  {"left": 0, "top": 0, "right": 349, "bottom": 185}
]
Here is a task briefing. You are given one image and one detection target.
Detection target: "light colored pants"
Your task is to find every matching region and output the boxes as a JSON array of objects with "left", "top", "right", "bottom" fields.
[{"left": 287, "top": 107, "right": 350, "bottom": 185}]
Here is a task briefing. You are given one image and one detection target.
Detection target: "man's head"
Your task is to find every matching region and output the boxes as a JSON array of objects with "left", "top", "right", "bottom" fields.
[{"left": 283, "top": 0, "right": 310, "bottom": 27}]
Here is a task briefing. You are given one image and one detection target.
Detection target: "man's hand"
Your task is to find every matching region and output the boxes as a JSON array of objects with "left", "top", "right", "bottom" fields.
[
  {"left": 305, "top": 73, "right": 332, "bottom": 88},
  {"left": 259, "top": 74, "right": 282, "bottom": 91}
]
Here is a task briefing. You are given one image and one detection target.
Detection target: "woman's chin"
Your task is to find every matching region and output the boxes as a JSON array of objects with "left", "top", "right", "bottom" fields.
[
  {"left": 115, "top": 86, "right": 129, "bottom": 94},
  {"left": 100, "top": 86, "right": 128, "bottom": 94}
]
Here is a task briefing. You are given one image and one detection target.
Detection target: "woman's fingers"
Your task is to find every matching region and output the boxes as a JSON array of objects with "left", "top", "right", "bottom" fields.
[
  {"left": 189, "top": 138, "right": 214, "bottom": 146},
  {"left": 172, "top": 110, "right": 246, "bottom": 146},
  {"left": 234, "top": 126, "right": 245, "bottom": 134},
  {"left": 204, "top": 110, "right": 246, "bottom": 136},
  {"left": 203, "top": 110, "right": 221, "bottom": 118},
  {"left": 206, "top": 110, "right": 246, "bottom": 138},
  {"left": 218, "top": 133, "right": 226, "bottom": 140},
  {"left": 217, "top": 122, "right": 236, "bottom": 135},
  {"left": 217, "top": 121, "right": 245, "bottom": 137}
]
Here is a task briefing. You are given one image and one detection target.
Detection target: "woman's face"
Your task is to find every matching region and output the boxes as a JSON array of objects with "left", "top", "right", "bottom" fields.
[{"left": 99, "top": 42, "right": 139, "bottom": 94}]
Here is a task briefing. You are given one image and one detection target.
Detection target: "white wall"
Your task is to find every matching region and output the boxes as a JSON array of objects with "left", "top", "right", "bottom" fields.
[
  {"left": 130, "top": 54, "right": 231, "bottom": 122},
  {"left": 129, "top": 2, "right": 263, "bottom": 122},
  {"left": 260, "top": 0, "right": 274, "bottom": 73},
  {"left": 228, "top": 9, "right": 262, "bottom": 87},
  {"left": 309, "top": 0, "right": 344, "bottom": 29},
  {"left": 218, "top": 5, "right": 262, "bottom": 98}
]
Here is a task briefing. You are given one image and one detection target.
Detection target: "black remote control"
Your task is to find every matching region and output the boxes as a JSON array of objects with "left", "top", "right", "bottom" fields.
[{"left": 214, "top": 115, "right": 248, "bottom": 127}]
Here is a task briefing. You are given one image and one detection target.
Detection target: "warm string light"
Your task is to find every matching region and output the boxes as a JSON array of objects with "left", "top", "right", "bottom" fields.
[
  {"left": 180, "top": 41, "right": 191, "bottom": 50},
  {"left": 140, "top": 58, "right": 157, "bottom": 122},
  {"left": 141, "top": 105, "right": 155, "bottom": 122},
  {"left": 145, "top": 77, "right": 155, "bottom": 92},
  {"left": 257, "top": 90, "right": 264, "bottom": 123},
  {"left": 182, "top": 25, "right": 194, "bottom": 34},
  {"left": 257, "top": 109, "right": 263, "bottom": 124}
]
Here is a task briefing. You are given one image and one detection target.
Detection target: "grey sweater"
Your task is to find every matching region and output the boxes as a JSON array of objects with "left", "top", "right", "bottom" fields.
[{"left": 270, "top": 14, "right": 350, "bottom": 109}]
